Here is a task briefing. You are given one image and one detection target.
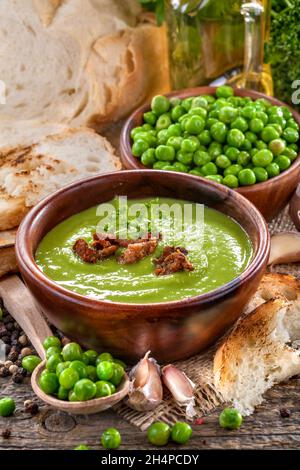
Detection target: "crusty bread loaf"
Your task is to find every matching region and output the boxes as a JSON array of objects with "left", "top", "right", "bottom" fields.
[
  {"left": 214, "top": 273, "right": 300, "bottom": 416},
  {"left": 0, "top": 0, "right": 169, "bottom": 130},
  {"left": 0, "top": 124, "right": 120, "bottom": 230}
]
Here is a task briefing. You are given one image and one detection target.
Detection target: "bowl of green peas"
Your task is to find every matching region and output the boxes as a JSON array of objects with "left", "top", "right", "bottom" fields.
[{"left": 120, "top": 86, "right": 300, "bottom": 221}]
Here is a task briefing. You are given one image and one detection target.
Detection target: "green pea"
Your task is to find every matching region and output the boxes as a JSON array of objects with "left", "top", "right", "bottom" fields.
[
  {"left": 289, "top": 143, "right": 299, "bottom": 152},
  {"left": 282, "top": 147, "right": 298, "bottom": 161},
  {"left": 167, "top": 123, "right": 182, "bottom": 138},
  {"left": 95, "top": 381, "right": 115, "bottom": 398},
  {"left": 227, "top": 129, "right": 245, "bottom": 148},
  {"left": 201, "top": 162, "right": 218, "bottom": 176},
  {"left": 198, "top": 130, "right": 212, "bottom": 146},
  {"left": 74, "top": 445, "right": 90, "bottom": 450},
  {"left": 143, "top": 111, "right": 157, "bottom": 126},
  {"left": 167, "top": 136, "right": 183, "bottom": 151},
  {"left": 253, "top": 167, "right": 268, "bottom": 182},
  {"left": 74, "top": 379, "right": 96, "bottom": 401},
  {"left": 219, "top": 106, "right": 238, "bottom": 124},
  {"left": 241, "top": 105, "right": 256, "bottom": 120},
  {"left": 214, "top": 98, "right": 228, "bottom": 109},
  {"left": 206, "top": 117, "right": 218, "bottom": 129},
  {"left": 156, "top": 114, "right": 171, "bottom": 131},
  {"left": 268, "top": 114, "right": 286, "bottom": 128},
  {"left": 130, "top": 126, "right": 143, "bottom": 139},
  {"left": 157, "top": 129, "right": 168, "bottom": 145},
  {"left": 141, "top": 148, "right": 156, "bottom": 167},
  {"left": 189, "top": 168, "right": 204, "bottom": 177},
  {"left": 274, "top": 155, "right": 291, "bottom": 171},
  {"left": 132, "top": 139, "right": 149, "bottom": 157},
  {"left": 256, "top": 98, "right": 271, "bottom": 109},
  {"left": 155, "top": 145, "right": 175, "bottom": 162},
  {"left": 261, "top": 126, "right": 280, "bottom": 143},
  {"left": 256, "top": 111, "right": 268, "bottom": 125},
  {"left": 219, "top": 408, "right": 243, "bottom": 430},
  {"left": 101, "top": 428, "right": 121, "bottom": 450},
  {"left": 255, "top": 140, "right": 267, "bottom": 150},
  {"left": 268, "top": 140, "right": 286, "bottom": 158},
  {"left": 185, "top": 115, "right": 205, "bottom": 134},
  {"left": 147, "top": 422, "right": 171, "bottom": 446},
  {"left": 46, "top": 346, "right": 62, "bottom": 359},
  {"left": 202, "top": 94, "right": 215, "bottom": 104},
  {"left": 191, "top": 96, "right": 208, "bottom": 109},
  {"left": 269, "top": 123, "right": 283, "bottom": 135},
  {"left": 193, "top": 150, "right": 211, "bottom": 167},
  {"left": 182, "top": 97, "right": 193, "bottom": 112},
  {"left": 69, "top": 361, "right": 87, "bottom": 379},
  {"left": 39, "top": 371, "right": 59, "bottom": 394},
  {"left": 268, "top": 105, "right": 283, "bottom": 117},
  {"left": 238, "top": 168, "right": 256, "bottom": 186},
  {"left": 241, "top": 138, "right": 252, "bottom": 151},
  {"left": 181, "top": 137, "right": 199, "bottom": 153},
  {"left": 161, "top": 164, "right": 175, "bottom": 171},
  {"left": 43, "top": 336, "right": 61, "bottom": 350},
  {"left": 210, "top": 122, "right": 227, "bottom": 143},
  {"left": 189, "top": 107, "right": 207, "bottom": 119},
  {"left": 208, "top": 142, "right": 222, "bottom": 159},
  {"left": 68, "top": 390, "right": 78, "bottom": 402},
  {"left": 62, "top": 342, "right": 82, "bottom": 362},
  {"left": 86, "top": 365, "right": 98, "bottom": 382},
  {"left": 249, "top": 118, "right": 264, "bottom": 134},
  {"left": 283, "top": 127, "right": 299, "bottom": 143},
  {"left": 46, "top": 354, "right": 63, "bottom": 373},
  {"left": 216, "top": 154, "right": 231, "bottom": 169},
  {"left": 142, "top": 123, "right": 153, "bottom": 132},
  {"left": 225, "top": 146, "right": 240, "bottom": 162},
  {"left": 171, "top": 422, "right": 192, "bottom": 445},
  {"left": 151, "top": 95, "right": 170, "bottom": 115},
  {"left": 170, "top": 97, "right": 181, "bottom": 107},
  {"left": 109, "top": 364, "right": 125, "bottom": 387},
  {"left": 173, "top": 162, "right": 189, "bottom": 172},
  {"left": 56, "top": 362, "right": 70, "bottom": 378},
  {"left": 250, "top": 148, "right": 258, "bottom": 157},
  {"left": 58, "top": 386, "right": 69, "bottom": 400},
  {"left": 114, "top": 359, "right": 127, "bottom": 369},
  {"left": 287, "top": 118, "right": 299, "bottom": 130},
  {"left": 176, "top": 150, "right": 193, "bottom": 165},
  {"left": 230, "top": 117, "right": 248, "bottom": 132},
  {"left": 0, "top": 397, "right": 15, "bottom": 417},
  {"left": 223, "top": 174, "right": 239, "bottom": 188},
  {"left": 216, "top": 85, "right": 233, "bottom": 98},
  {"left": 95, "top": 353, "right": 114, "bottom": 365},
  {"left": 59, "top": 368, "right": 79, "bottom": 390},
  {"left": 252, "top": 149, "right": 273, "bottom": 167},
  {"left": 171, "top": 105, "right": 185, "bottom": 122},
  {"left": 81, "top": 350, "right": 98, "bottom": 365},
  {"left": 205, "top": 175, "right": 223, "bottom": 184},
  {"left": 237, "top": 151, "right": 251, "bottom": 167},
  {"left": 266, "top": 162, "right": 280, "bottom": 178},
  {"left": 22, "top": 355, "right": 42, "bottom": 373},
  {"left": 96, "top": 361, "right": 114, "bottom": 381},
  {"left": 224, "top": 164, "right": 242, "bottom": 176}
]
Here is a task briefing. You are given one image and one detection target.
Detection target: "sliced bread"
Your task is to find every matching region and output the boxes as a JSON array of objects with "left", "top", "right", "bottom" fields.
[
  {"left": 0, "top": 125, "right": 120, "bottom": 230},
  {"left": 214, "top": 273, "right": 300, "bottom": 415}
]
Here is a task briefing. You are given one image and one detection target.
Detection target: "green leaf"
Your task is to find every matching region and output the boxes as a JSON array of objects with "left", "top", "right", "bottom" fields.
[{"left": 155, "top": 0, "right": 165, "bottom": 26}]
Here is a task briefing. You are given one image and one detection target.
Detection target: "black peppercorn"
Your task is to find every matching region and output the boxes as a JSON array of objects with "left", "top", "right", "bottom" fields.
[
  {"left": 7, "top": 350, "right": 18, "bottom": 362},
  {"left": 18, "top": 367, "right": 27, "bottom": 377},
  {"left": 24, "top": 400, "right": 39, "bottom": 415},
  {"left": 0, "top": 367, "right": 10, "bottom": 377},
  {"left": 1, "top": 429, "right": 11, "bottom": 439},
  {"left": 0, "top": 324, "right": 7, "bottom": 337},
  {"left": 12, "top": 372, "right": 23, "bottom": 384},
  {"left": 1, "top": 335, "right": 10, "bottom": 344},
  {"left": 280, "top": 408, "right": 291, "bottom": 418},
  {"left": 5, "top": 322, "right": 14, "bottom": 331}
]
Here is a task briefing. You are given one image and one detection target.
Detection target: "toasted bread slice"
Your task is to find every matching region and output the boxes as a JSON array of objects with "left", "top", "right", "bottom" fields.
[
  {"left": 0, "top": 229, "right": 18, "bottom": 278},
  {"left": 0, "top": 126, "right": 120, "bottom": 230},
  {"left": 214, "top": 273, "right": 300, "bottom": 415}
]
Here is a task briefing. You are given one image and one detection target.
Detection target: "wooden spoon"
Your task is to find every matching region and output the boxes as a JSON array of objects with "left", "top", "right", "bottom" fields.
[{"left": 0, "top": 275, "right": 129, "bottom": 414}]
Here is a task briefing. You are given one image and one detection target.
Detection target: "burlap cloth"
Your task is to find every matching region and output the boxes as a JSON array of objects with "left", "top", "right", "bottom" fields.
[{"left": 115, "top": 206, "right": 299, "bottom": 430}]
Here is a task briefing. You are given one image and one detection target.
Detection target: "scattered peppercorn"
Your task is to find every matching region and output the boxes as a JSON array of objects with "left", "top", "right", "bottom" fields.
[
  {"left": 0, "top": 367, "right": 10, "bottom": 377},
  {"left": 280, "top": 408, "right": 291, "bottom": 418},
  {"left": 1, "top": 429, "right": 11, "bottom": 439},
  {"left": 12, "top": 372, "right": 24, "bottom": 384},
  {"left": 24, "top": 400, "right": 39, "bottom": 415}
]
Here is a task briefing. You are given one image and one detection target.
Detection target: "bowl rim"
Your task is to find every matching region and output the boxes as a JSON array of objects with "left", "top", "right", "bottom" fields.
[
  {"left": 120, "top": 86, "right": 300, "bottom": 193},
  {"left": 16, "top": 169, "right": 270, "bottom": 310}
]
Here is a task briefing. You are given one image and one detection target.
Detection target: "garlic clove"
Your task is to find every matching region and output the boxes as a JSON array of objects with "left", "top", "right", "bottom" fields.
[
  {"left": 127, "top": 351, "right": 163, "bottom": 411},
  {"left": 268, "top": 232, "right": 300, "bottom": 266},
  {"left": 162, "top": 364, "right": 196, "bottom": 418},
  {"left": 289, "top": 184, "right": 300, "bottom": 231}
]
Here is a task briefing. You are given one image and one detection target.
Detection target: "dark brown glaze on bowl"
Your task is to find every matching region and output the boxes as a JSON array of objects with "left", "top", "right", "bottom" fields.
[
  {"left": 16, "top": 170, "right": 269, "bottom": 363},
  {"left": 120, "top": 86, "right": 300, "bottom": 222}
]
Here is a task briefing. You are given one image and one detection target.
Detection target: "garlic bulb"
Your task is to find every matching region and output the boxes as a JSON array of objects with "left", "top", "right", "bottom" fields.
[
  {"left": 162, "top": 364, "right": 196, "bottom": 418},
  {"left": 126, "top": 351, "right": 163, "bottom": 411}
]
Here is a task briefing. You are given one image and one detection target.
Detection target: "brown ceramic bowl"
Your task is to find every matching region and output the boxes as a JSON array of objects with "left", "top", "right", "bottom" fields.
[
  {"left": 120, "top": 87, "right": 300, "bottom": 222},
  {"left": 16, "top": 170, "right": 269, "bottom": 363}
]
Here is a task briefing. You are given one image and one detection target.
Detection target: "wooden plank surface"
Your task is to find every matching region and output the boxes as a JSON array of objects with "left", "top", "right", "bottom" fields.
[{"left": 1, "top": 375, "right": 299, "bottom": 450}]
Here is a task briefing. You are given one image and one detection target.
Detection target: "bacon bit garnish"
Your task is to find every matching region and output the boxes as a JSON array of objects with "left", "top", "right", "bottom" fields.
[
  {"left": 118, "top": 238, "right": 158, "bottom": 265},
  {"left": 153, "top": 246, "right": 194, "bottom": 276},
  {"left": 194, "top": 418, "right": 205, "bottom": 426},
  {"left": 73, "top": 237, "right": 118, "bottom": 263}
]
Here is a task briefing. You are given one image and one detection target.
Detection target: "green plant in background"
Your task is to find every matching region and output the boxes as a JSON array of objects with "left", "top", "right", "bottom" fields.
[
  {"left": 138, "top": 0, "right": 165, "bottom": 25},
  {"left": 268, "top": 0, "right": 300, "bottom": 111}
]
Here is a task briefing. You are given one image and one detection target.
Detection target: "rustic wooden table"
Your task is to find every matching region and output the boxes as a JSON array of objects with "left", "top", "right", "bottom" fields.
[{"left": 1, "top": 374, "right": 299, "bottom": 450}]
